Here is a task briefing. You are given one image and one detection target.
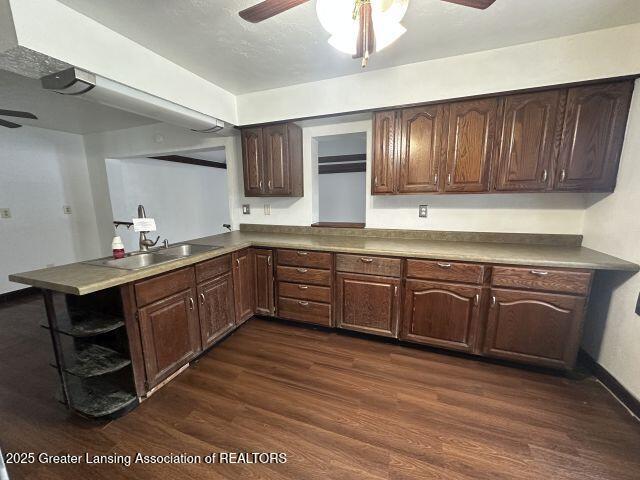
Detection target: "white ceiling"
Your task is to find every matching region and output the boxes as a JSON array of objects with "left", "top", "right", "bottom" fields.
[
  {"left": 0, "top": 70, "right": 158, "bottom": 134},
  {"left": 56, "top": 0, "right": 640, "bottom": 94}
]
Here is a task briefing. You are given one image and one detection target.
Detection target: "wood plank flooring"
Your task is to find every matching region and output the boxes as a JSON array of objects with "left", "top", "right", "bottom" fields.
[{"left": 1, "top": 294, "right": 639, "bottom": 479}]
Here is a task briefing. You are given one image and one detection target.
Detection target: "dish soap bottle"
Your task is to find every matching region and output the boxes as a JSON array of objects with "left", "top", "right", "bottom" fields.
[{"left": 112, "top": 235, "right": 125, "bottom": 259}]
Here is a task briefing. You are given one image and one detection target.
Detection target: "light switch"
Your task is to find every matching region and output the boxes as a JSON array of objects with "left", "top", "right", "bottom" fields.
[
  {"left": 242, "top": 204, "right": 251, "bottom": 215},
  {"left": 418, "top": 205, "right": 428, "bottom": 218},
  {"left": 63, "top": 205, "right": 72, "bottom": 215},
  {"left": 0, "top": 208, "right": 10, "bottom": 219}
]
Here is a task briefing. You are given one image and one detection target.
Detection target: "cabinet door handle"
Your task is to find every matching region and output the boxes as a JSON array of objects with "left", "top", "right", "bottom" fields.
[
  {"left": 374, "top": 176, "right": 378, "bottom": 186},
  {"left": 437, "top": 262, "right": 452, "bottom": 269},
  {"left": 447, "top": 173, "right": 452, "bottom": 184},
  {"left": 199, "top": 293, "right": 205, "bottom": 305},
  {"left": 236, "top": 258, "right": 240, "bottom": 266},
  {"left": 434, "top": 173, "right": 438, "bottom": 185},
  {"left": 298, "top": 285, "right": 309, "bottom": 290},
  {"left": 268, "top": 180, "right": 272, "bottom": 190},
  {"left": 394, "top": 285, "right": 398, "bottom": 297},
  {"left": 490, "top": 296, "right": 496, "bottom": 307},
  {"left": 530, "top": 269, "right": 549, "bottom": 276},
  {"left": 360, "top": 257, "right": 374, "bottom": 263},
  {"left": 189, "top": 297, "right": 195, "bottom": 310},
  {"left": 267, "top": 256, "right": 271, "bottom": 266},
  {"left": 474, "top": 294, "right": 480, "bottom": 306},
  {"left": 297, "top": 251, "right": 308, "bottom": 256},
  {"left": 559, "top": 169, "right": 567, "bottom": 183},
  {"left": 298, "top": 301, "right": 309, "bottom": 307},
  {"left": 296, "top": 268, "right": 308, "bottom": 273},
  {"left": 541, "top": 169, "right": 548, "bottom": 182},
  {"left": 259, "top": 180, "right": 263, "bottom": 190}
]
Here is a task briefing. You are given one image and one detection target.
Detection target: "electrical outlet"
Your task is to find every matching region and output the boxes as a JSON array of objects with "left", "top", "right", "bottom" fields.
[
  {"left": 63, "top": 205, "right": 72, "bottom": 215},
  {"left": 264, "top": 204, "right": 271, "bottom": 215},
  {"left": 418, "top": 205, "right": 428, "bottom": 218},
  {"left": 0, "top": 208, "right": 10, "bottom": 219},
  {"left": 242, "top": 204, "right": 251, "bottom": 215}
]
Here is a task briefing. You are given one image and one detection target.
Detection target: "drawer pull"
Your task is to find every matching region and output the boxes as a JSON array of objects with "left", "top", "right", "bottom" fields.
[
  {"left": 490, "top": 296, "right": 496, "bottom": 307},
  {"left": 298, "top": 285, "right": 309, "bottom": 290},
  {"left": 296, "top": 268, "right": 308, "bottom": 273},
  {"left": 437, "top": 262, "right": 452, "bottom": 269},
  {"left": 530, "top": 270, "right": 549, "bottom": 276},
  {"left": 199, "top": 293, "right": 205, "bottom": 305},
  {"left": 360, "top": 257, "right": 374, "bottom": 263},
  {"left": 297, "top": 251, "right": 309, "bottom": 256},
  {"left": 298, "top": 301, "right": 309, "bottom": 306},
  {"left": 474, "top": 294, "right": 479, "bottom": 306},
  {"left": 189, "top": 297, "right": 195, "bottom": 310}
]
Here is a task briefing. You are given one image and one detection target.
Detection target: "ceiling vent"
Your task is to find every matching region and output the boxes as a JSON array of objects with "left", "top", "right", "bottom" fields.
[{"left": 41, "top": 67, "right": 225, "bottom": 133}]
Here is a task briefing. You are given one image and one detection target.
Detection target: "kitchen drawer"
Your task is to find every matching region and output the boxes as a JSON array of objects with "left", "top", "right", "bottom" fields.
[
  {"left": 278, "top": 282, "right": 332, "bottom": 303},
  {"left": 195, "top": 254, "right": 231, "bottom": 283},
  {"left": 278, "top": 296, "right": 331, "bottom": 327},
  {"left": 491, "top": 266, "right": 592, "bottom": 295},
  {"left": 277, "top": 265, "right": 332, "bottom": 286},
  {"left": 135, "top": 267, "right": 195, "bottom": 307},
  {"left": 277, "top": 249, "right": 332, "bottom": 269},
  {"left": 406, "top": 259, "right": 485, "bottom": 284},
  {"left": 336, "top": 253, "right": 401, "bottom": 277}
]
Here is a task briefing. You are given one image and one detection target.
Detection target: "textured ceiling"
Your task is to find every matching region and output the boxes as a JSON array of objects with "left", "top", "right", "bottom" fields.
[
  {"left": 0, "top": 70, "right": 157, "bottom": 134},
  {"left": 56, "top": 0, "right": 640, "bottom": 94}
]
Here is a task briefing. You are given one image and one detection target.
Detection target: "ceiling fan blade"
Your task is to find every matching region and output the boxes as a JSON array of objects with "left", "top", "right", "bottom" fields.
[
  {"left": 441, "top": 0, "right": 496, "bottom": 9},
  {"left": 0, "top": 108, "right": 38, "bottom": 120},
  {"left": 239, "top": 0, "right": 310, "bottom": 23},
  {"left": 0, "top": 118, "right": 22, "bottom": 129}
]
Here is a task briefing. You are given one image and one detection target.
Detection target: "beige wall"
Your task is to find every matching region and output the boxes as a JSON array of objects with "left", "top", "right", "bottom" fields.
[{"left": 582, "top": 79, "right": 640, "bottom": 401}]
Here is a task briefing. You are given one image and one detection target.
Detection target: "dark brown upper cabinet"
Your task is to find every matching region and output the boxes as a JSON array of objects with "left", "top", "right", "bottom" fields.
[
  {"left": 555, "top": 81, "right": 633, "bottom": 192},
  {"left": 444, "top": 98, "right": 497, "bottom": 193},
  {"left": 494, "top": 90, "right": 561, "bottom": 192},
  {"left": 241, "top": 122, "right": 303, "bottom": 197},
  {"left": 370, "top": 79, "right": 633, "bottom": 196},
  {"left": 398, "top": 105, "right": 447, "bottom": 193},
  {"left": 372, "top": 110, "right": 398, "bottom": 194}
]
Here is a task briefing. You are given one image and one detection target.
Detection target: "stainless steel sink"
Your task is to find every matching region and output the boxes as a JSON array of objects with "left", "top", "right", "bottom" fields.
[
  {"left": 155, "top": 243, "right": 220, "bottom": 257},
  {"left": 83, "top": 244, "right": 222, "bottom": 271}
]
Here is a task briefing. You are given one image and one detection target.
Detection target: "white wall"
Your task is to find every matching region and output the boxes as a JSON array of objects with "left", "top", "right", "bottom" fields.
[
  {"left": 581, "top": 79, "right": 640, "bottom": 401},
  {"left": 0, "top": 126, "right": 101, "bottom": 293},
  {"left": 82, "top": 123, "right": 242, "bottom": 254},
  {"left": 237, "top": 23, "right": 640, "bottom": 125},
  {"left": 105, "top": 157, "right": 231, "bottom": 252}
]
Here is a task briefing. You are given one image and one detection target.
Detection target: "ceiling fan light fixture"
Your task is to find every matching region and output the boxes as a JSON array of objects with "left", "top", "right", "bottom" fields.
[{"left": 316, "top": 0, "right": 408, "bottom": 59}]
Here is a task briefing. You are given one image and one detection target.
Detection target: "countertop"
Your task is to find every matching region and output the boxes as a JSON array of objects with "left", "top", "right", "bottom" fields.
[{"left": 9, "top": 230, "right": 639, "bottom": 296}]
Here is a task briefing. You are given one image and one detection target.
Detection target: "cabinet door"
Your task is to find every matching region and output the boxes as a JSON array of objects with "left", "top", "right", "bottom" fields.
[
  {"left": 138, "top": 288, "right": 201, "bottom": 388},
  {"left": 336, "top": 273, "right": 401, "bottom": 337},
  {"left": 483, "top": 288, "right": 586, "bottom": 369},
  {"left": 494, "top": 91, "right": 561, "bottom": 191},
  {"left": 401, "top": 280, "right": 482, "bottom": 352},
  {"left": 263, "top": 124, "right": 291, "bottom": 195},
  {"left": 372, "top": 110, "right": 398, "bottom": 194},
  {"left": 253, "top": 248, "right": 274, "bottom": 315},
  {"left": 398, "top": 104, "right": 446, "bottom": 193},
  {"left": 444, "top": 98, "right": 497, "bottom": 192},
  {"left": 232, "top": 249, "right": 255, "bottom": 325},
  {"left": 241, "top": 127, "right": 264, "bottom": 196},
  {"left": 197, "top": 272, "right": 235, "bottom": 349},
  {"left": 556, "top": 81, "right": 633, "bottom": 192}
]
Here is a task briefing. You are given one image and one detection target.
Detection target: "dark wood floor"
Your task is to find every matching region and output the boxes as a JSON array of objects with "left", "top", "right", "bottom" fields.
[{"left": 1, "top": 294, "right": 639, "bottom": 480}]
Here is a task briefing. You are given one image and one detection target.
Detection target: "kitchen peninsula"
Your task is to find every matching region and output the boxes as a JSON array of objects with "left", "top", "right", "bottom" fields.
[{"left": 10, "top": 224, "right": 639, "bottom": 419}]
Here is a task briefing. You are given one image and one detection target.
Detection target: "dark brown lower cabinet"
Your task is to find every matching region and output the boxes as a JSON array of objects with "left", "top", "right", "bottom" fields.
[
  {"left": 336, "top": 273, "right": 400, "bottom": 337},
  {"left": 137, "top": 288, "right": 202, "bottom": 388},
  {"left": 483, "top": 288, "right": 586, "bottom": 369},
  {"left": 252, "top": 248, "right": 274, "bottom": 315},
  {"left": 401, "top": 280, "right": 483, "bottom": 353},
  {"left": 197, "top": 272, "right": 236, "bottom": 349},
  {"left": 233, "top": 249, "right": 255, "bottom": 325}
]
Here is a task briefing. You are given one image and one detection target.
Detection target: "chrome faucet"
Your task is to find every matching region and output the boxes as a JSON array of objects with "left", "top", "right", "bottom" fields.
[{"left": 137, "top": 204, "right": 160, "bottom": 252}]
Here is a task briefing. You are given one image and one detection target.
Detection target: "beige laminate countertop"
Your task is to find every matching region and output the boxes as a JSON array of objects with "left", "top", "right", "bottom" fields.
[{"left": 9, "top": 230, "right": 639, "bottom": 296}]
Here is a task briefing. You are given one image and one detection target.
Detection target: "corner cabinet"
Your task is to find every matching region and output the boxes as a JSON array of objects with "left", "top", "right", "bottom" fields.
[
  {"left": 371, "top": 79, "right": 634, "bottom": 195},
  {"left": 241, "top": 122, "right": 303, "bottom": 197}
]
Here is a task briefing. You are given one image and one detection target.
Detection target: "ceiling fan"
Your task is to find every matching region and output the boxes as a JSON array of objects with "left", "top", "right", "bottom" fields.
[
  {"left": 239, "top": 0, "right": 496, "bottom": 67},
  {"left": 0, "top": 109, "right": 38, "bottom": 129}
]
